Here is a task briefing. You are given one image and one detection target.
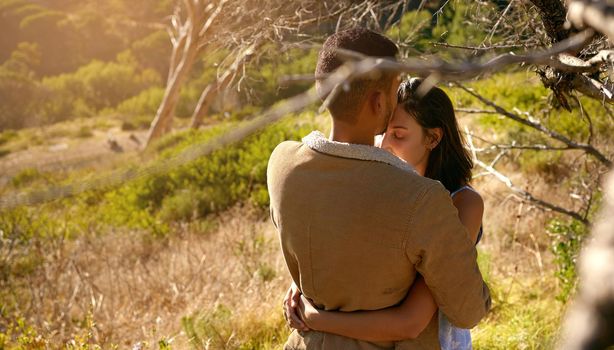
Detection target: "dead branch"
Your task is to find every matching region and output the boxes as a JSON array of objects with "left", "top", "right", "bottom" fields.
[
  {"left": 430, "top": 42, "right": 531, "bottom": 51},
  {"left": 463, "top": 132, "right": 583, "bottom": 152},
  {"left": 333, "top": 29, "right": 598, "bottom": 82},
  {"left": 465, "top": 128, "right": 590, "bottom": 225},
  {"left": 455, "top": 83, "right": 612, "bottom": 167}
]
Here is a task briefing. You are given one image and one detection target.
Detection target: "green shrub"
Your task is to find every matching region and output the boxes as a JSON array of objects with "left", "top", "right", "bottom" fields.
[
  {"left": 257, "top": 262, "right": 276, "bottom": 282},
  {"left": 386, "top": 10, "right": 433, "bottom": 51},
  {"left": 158, "top": 188, "right": 201, "bottom": 222},
  {"left": 0, "top": 318, "right": 48, "bottom": 349},
  {"left": 130, "top": 30, "right": 171, "bottom": 77},
  {"left": 75, "top": 125, "right": 93, "bottom": 138},
  {"left": 548, "top": 219, "right": 587, "bottom": 302},
  {"left": 0, "top": 130, "right": 18, "bottom": 146},
  {"left": 3, "top": 112, "right": 321, "bottom": 238},
  {"left": 121, "top": 115, "right": 153, "bottom": 131},
  {"left": 40, "top": 52, "right": 161, "bottom": 122},
  {"left": 517, "top": 150, "right": 566, "bottom": 179},
  {"left": 244, "top": 45, "right": 317, "bottom": 107},
  {"left": 116, "top": 86, "right": 164, "bottom": 117},
  {"left": 120, "top": 120, "right": 137, "bottom": 131},
  {"left": 115, "top": 84, "right": 196, "bottom": 119},
  {"left": 92, "top": 112, "right": 320, "bottom": 231},
  {"left": 0, "top": 43, "right": 42, "bottom": 129},
  {"left": 10, "top": 168, "right": 45, "bottom": 188}
]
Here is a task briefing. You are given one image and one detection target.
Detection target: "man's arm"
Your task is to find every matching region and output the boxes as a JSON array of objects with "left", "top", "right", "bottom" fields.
[{"left": 407, "top": 183, "right": 491, "bottom": 328}]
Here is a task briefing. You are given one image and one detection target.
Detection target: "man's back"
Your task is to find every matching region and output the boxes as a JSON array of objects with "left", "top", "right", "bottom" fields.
[{"left": 268, "top": 136, "right": 490, "bottom": 349}]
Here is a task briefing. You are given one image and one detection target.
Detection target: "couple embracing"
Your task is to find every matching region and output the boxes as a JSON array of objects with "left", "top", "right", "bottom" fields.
[{"left": 267, "top": 27, "right": 491, "bottom": 350}]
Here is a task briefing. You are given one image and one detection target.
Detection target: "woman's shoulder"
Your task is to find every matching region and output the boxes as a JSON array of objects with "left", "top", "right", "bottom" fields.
[{"left": 451, "top": 186, "right": 484, "bottom": 212}]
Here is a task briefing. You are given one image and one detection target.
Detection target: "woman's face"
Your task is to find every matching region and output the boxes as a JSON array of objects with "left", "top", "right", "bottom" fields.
[{"left": 380, "top": 107, "right": 431, "bottom": 175}]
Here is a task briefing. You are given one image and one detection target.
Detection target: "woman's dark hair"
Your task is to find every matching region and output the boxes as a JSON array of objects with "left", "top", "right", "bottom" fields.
[{"left": 397, "top": 78, "right": 473, "bottom": 192}]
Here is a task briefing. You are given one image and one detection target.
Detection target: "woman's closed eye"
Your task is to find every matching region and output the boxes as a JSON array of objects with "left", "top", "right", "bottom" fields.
[{"left": 393, "top": 130, "right": 406, "bottom": 140}]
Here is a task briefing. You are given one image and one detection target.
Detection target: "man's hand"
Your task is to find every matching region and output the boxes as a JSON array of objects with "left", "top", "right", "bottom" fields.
[{"left": 283, "top": 282, "right": 310, "bottom": 331}]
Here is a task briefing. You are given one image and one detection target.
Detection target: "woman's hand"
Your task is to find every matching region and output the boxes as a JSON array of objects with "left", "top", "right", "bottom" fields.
[
  {"left": 283, "top": 282, "right": 310, "bottom": 331},
  {"left": 297, "top": 294, "right": 322, "bottom": 330}
]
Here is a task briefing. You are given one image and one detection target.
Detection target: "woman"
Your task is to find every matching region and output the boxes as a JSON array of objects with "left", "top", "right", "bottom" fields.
[{"left": 283, "top": 78, "right": 484, "bottom": 349}]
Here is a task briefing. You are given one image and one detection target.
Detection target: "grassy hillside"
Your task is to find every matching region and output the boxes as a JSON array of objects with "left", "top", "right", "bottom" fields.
[
  {"left": 2, "top": 1, "right": 613, "bottom": 348},
  {"left": 2, "top": 70, "right": 611, "bottom": 348}
]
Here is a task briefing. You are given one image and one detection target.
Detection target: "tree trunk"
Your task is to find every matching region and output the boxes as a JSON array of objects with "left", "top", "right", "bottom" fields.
[
  {"left": 145, "top": 31, "right": 200, "bottom": 148},
  {"left": 558, "top": 171, "right": 614, "bottom": 349},
  {"left": 190, "top": 42, "right": 259, "bottom": 129},
  {"left": 189, "top": 71, "right": 233, "bottom": 128},
  {"left": 529, "top": 0, "right": 573, "bottom": 43}
]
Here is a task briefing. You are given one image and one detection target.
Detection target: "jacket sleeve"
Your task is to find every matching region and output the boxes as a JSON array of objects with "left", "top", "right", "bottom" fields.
[{"left": 406, "top": 182, "right": 491, "bottom": 328}]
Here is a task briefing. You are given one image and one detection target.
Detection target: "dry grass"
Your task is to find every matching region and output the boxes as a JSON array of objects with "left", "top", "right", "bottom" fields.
[
  {"left": 9, "top": 205, "right": 291, "bottom": 349},
  {"left": 1, "top": 112, "right": 576, "bottom": 349},
  {"left": 3, "top": 174, "right": 569, "bottom": 349},
  {"left": 477, "top": 171, "right": 553, "bottom": 274},
  {"left": 470, "top": 170, "right": 570, "bottom": 348}
]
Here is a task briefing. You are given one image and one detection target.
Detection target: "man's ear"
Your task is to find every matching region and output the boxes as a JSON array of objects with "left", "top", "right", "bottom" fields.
[
  {"left": 370, "top": 90, "right": 384, "bottom": 115},
  {"left": 427, "top": 128, "right": 443, "bottom": 149}
]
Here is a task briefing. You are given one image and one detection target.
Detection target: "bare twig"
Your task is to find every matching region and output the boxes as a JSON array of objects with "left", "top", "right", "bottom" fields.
[
  {"left": 430, "top": 42, "right": 530, "bottom": 51},
  {"left": 483, "top": 0, "right": 516, "bottom": 47},
  {"left": 336, "top": 30, "right": 599, "bottom": 82},
  {"left": 465, "top": 127, "right": 590, "bottom": 225},
  {"left": 464, "top": 131, "right": 578, "bottom": 152},
  {"left": 455, "top": 83, "right": 612, "bottom": 167}
]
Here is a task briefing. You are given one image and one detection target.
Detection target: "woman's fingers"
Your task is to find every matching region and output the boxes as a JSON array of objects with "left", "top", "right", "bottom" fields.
[
  {"left": 289, "top": 308, "right": 309, "bottom": 331},
  {"left": 283, "top": 286, "right": 292, "bottom": 306},
  {"left": 282, "top": 283, "right": 309, "bottom": 331},
  {"left": 284, "top": 300, "right": 309, "bottom": 331},
  {"left": 290, "top": 284, "right": 301, "bottom": 308},
  {"left": 282, "top": 287, "right": 308, "bottom": 330}
]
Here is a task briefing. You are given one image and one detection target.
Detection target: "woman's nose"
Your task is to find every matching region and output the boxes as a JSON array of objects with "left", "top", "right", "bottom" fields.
[{"left": 380, "top": 136, "right": 394, "bottom": 153}]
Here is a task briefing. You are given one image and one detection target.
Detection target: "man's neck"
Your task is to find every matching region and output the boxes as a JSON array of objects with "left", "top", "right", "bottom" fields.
[{"left": 330, "top": 119, "right": 375, "bottom": 146}]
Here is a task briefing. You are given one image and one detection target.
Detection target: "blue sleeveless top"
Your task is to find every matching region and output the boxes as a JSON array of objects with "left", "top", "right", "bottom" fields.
[{"left": 438, "top": 186, "right": 482, "bottom": 350}]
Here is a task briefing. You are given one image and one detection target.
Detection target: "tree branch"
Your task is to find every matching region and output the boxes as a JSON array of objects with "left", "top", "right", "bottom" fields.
[
  {"left": 455, "top": 82, "right": 612, "bottom": 167},
  {"left": 465, "top": 128, "right": 590, "bottom": 225}
]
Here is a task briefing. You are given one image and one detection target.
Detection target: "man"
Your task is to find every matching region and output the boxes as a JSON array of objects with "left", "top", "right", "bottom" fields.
[{"left": 267, "top": 27, "right": 491, "bottom": 349}]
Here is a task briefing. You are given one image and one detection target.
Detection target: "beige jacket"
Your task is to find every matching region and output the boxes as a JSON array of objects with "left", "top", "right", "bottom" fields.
[{"left": 267, "top": 131, "right": 491, "bottom": 350}]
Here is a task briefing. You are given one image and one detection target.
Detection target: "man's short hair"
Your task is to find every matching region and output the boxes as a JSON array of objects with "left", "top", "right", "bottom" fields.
[{"left": 315, "top": 27, "right": 398, "bottom": 121}]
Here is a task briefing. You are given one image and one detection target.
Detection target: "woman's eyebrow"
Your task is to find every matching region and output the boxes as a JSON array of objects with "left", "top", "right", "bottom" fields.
[{"left": 391, "top": 125, "right": 408, "bottom": 130}]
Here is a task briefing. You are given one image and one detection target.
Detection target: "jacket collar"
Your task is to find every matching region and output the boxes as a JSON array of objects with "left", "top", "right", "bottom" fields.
[{"left": 302, "top": 131, "right": 415, "bottom": 173}]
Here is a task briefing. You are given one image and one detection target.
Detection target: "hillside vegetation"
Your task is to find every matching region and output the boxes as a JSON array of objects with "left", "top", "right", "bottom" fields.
[{"left": 1, "top": 1, "right": 613, "bottom": 349}]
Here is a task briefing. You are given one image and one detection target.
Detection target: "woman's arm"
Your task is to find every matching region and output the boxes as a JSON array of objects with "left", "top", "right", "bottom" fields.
[
  {"left": 452, "top": 188, "right": 484, "bottom": 244},
  {"left": 298, "top": 275, "right": 437, "bottom": 341},
  {"left": 288, "top": 187, "right": 485, "bottom": 341}
]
